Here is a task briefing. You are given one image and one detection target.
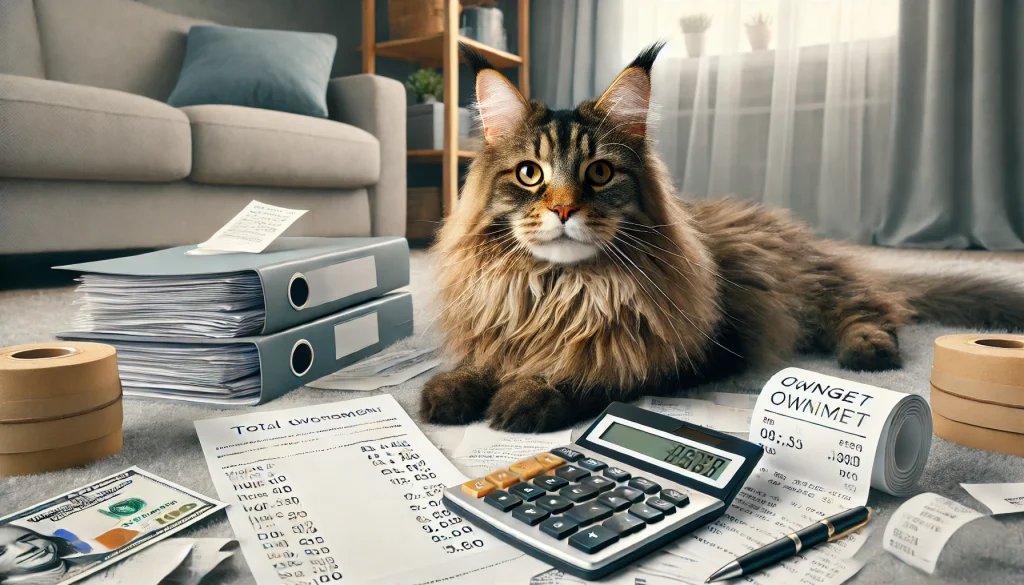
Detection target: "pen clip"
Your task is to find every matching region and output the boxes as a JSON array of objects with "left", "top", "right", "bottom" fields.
[{"left": 827, "top": 507, "right": 873, "bottom": 543}]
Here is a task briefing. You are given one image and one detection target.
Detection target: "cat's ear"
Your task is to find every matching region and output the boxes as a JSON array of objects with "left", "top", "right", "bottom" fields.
[
  {"left": 461, "top": 43, "right": 528, "bottom": 142},
  {"left": 595, "top": 41, "right": 666, "bottom": 138}
]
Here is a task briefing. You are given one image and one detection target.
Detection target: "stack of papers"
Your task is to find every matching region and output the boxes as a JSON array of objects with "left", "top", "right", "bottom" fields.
[
  {"left": 112, "top": 342, "right": 261, "bottom": 402},
  {"left": 69, "top": 273, "right": 266, "bottom": 338}
]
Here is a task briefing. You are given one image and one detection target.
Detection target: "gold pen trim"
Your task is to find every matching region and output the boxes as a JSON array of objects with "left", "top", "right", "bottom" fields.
[
  {"left": 786, "top": 532, "right": 802, "bottom": 553},
  {"left": 827, "top": 507, "right": 873, "bottom": 543},
  {"left": 819, "top": 519, "right": 836, "bottom": 538}
]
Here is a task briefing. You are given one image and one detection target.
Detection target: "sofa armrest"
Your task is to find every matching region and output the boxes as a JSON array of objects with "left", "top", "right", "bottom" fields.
[{"left": 327, "top": 74, "right": 406, "bottom": 237}]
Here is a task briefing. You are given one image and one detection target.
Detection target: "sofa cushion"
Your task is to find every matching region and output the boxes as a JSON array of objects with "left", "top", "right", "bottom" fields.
[
  {"left": 0, "top": 1, "right": 46, "bottom": 78},
  {"left": 0, "top": 74, "right": 191, "bottom": 182},
  {"left": 182, "top": 105, "right": 380, "bottom": 188},
  {"left": 167, "top": 26, "right": 337, "bottom": 118}
]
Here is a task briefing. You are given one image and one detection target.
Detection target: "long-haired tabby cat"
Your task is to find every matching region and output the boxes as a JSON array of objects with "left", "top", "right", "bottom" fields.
[{"left": 421, "top": 42, "right": 1024, "bottom": 433}]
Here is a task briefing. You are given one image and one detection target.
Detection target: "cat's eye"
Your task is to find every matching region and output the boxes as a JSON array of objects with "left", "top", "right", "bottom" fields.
[
  {"left": 516, "top": 161, "right": 543, "bottom": 187},
  {"left": 585, "top": 160, "right": 615, "bottom": 186}
]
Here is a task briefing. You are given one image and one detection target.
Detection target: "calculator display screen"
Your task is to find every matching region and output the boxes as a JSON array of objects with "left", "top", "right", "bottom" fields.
[{"left": 599, "top": 422, "right": 732, "bottom": 481}]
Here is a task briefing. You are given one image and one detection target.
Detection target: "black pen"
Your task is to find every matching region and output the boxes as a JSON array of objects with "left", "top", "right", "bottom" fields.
[{"left": 705, "top": 506, "right": 872, "bottom": 583}]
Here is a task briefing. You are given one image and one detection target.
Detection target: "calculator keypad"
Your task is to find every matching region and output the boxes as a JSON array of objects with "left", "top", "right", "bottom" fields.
[{"left": 447, "top": 445, "right": 722, "bottom": 569}]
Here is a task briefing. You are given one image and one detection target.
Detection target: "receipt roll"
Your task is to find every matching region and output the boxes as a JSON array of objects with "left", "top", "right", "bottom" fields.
[
  {"left": 751, "top": 368, "right": 932, "bottom": 500},
  {"left": 0, "top": 342, "right": 123, "bottom": 476}
]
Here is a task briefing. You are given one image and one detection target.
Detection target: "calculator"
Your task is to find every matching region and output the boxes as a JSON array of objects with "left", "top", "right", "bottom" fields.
[{"left": 442, "top": 402, "right": 763, "bottom": 579}]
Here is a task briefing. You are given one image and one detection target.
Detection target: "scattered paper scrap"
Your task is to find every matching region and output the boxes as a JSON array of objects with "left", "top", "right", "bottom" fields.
[
  {"left": 883, "top": 492, "right": 985, "bottom": 574},
  {"left": 306, "top": 348, "right": 441, "bottom": 391},
  {"left": 79, "top": 539, "right": 193, "bottom": 585},
  {"left": 163, "top": 538, "right": 238, "bottom": 585},
  {"left": 960, "top": 482, "right": 1024, "bottom": 516},
  {"left": 640, "top": 396, "right": 752, "bottom": 433},
  {"left": 187, "top": 200, "right": 306, "bottom": 255},
  {"left": 451, "top": 423, "right": 572, "bottom": 478}
]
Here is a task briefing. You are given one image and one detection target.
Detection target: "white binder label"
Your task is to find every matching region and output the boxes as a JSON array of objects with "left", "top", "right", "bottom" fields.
[
  {"left": 305, "top": 256, "right": 378, "bottom": 308},
  {"left": 334, "top": 313, "right": 380, "bottom": 359}
]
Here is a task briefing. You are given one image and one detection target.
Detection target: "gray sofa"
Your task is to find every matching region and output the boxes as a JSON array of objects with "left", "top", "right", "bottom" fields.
[{"left": 0, "top": 0, "right": 406, "bottom": 255}]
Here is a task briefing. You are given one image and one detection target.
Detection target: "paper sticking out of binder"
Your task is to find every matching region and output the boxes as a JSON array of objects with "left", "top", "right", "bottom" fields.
[
  {"left": 55, "top": 236, "right": 410, "bottom": 338},
  {"left": 60, "top": 293, "right": 414, "bottom": 405}
]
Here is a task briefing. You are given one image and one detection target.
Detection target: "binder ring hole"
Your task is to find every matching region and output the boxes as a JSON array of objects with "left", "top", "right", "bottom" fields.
[
  {"left": 974, "top": 338, "right": 1024, "bottom": 349},
  {"left": 289, "top": 273, "right": 310, "bottom": 310},
  {"left": 10, "top": 347, "right": 80, "bottom": 360},
  {"left": 290, "top": 340, "right": 314, "bottom": 377}
]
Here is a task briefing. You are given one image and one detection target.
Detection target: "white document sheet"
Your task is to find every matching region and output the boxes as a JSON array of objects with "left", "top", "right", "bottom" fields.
[
  {"left": 640, "top": 397, "right": 753, "bottom": 433},
  {"left": 79, "top": 539, "right": 193, "bottom": 585},
  {"left": 194, "top": 394, "right": 517, "bottom": 585},
  {"left": 163, "top": 539, "right": 239, "bottom": 585},
  {"left": 189, "top": 200, "right": 307, "bottom": 255},
  {"left": 960, "top": 482, "right": 1024, "bottom": 515},
  {"left": 306, "top": 348, "right": 441, "bottom": 392},
  {"left": 450, "top": 423, "right": 572, "bottom": 478},
  {"left": 882, "top": 493, "right": 985, "bottom": 574}
]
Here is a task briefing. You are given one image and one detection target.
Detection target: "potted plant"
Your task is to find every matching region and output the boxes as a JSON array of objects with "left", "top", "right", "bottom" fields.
[
  {"left": 745, "top": 13, "right": 772, "bottom": 51},
  {"left": 679, "top": 13, "right": 712, "bottom": 58},
  {"left": 405, "top": 68, "right": 444, "bottom": 103}
]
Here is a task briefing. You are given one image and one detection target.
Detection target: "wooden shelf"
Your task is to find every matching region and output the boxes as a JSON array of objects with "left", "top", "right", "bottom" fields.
[
  {"left": 374, "top": 34, "right": 523, "bottom": 69},
  {"left": 407, "top": 149, "right": 476, "bottom": 163}
]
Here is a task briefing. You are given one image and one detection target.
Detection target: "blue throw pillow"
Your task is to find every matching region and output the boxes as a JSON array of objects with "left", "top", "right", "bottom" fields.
[{"left": 167, "top": 25, "right": 337, "bottom": 118}]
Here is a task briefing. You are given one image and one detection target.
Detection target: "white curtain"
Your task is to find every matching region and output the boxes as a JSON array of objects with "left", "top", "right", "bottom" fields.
[{"left": 614, "top": 0, "right": 900, "bottom": 242}]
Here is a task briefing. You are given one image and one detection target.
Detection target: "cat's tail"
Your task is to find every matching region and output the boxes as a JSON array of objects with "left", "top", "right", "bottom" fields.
[{"left": 888, "top": 271, "right": 1024, "bottom": 330}]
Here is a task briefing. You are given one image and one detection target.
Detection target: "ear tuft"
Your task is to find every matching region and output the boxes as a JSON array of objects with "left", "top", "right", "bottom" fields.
[
  {"left": 594, "top": 41, "right": 666, "bottom": 138},
  {"left": 460, "top": 42, "right": 495, "bottom": 74}
]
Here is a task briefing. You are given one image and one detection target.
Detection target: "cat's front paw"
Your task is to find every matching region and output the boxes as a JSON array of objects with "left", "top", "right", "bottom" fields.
[
  {"left": 837, "top": 323, "right": 902, "bottom": 371},
  {"left": 420, "top": 368, "right": 496, "bottom": 425},
  {"left": 486, "top": 378, "right": 572, "bottom": 432}
]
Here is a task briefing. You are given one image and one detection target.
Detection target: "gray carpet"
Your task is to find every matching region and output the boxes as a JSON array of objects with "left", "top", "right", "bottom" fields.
[{"left": 2, "top": 249, "right": 1023, "bottom": 584}]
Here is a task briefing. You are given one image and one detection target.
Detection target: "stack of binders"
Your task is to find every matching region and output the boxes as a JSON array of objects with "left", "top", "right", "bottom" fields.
[{"left": 57, "top": 237, "right": 413, "bottom": 405}]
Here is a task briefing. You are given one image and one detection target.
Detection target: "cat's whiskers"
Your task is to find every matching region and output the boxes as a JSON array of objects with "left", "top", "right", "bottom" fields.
[
  {"left": 597, "top": 142, "right": 644, "bottom": 168},
  {"left": 616, "top": 224, "right": 748, "bottom": 291},
  {"left": 435, "top": 228, "right": 516, "bottom": 268}
]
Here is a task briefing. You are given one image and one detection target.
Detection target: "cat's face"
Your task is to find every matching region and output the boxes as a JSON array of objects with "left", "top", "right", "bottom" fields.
[{"left": 466, "top": 43, "right": 664, "bottom": 265}]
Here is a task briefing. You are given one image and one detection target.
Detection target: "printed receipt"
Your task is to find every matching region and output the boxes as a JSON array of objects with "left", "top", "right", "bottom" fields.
[
  {"left": 883, "top": 493, "right": 984, "bottom": 574},
  {"left": 635, "top": 368, "right": 932, "bottom": 584},
  {"left": 960, "top": 482, "right": 1024, "bottom": 515},
  {"left": 450, "top": 423, "right": 572, "bottom": 478},
  {"left": 188, "top": 200, "right": 307, "bottom": 255},
  {"left": 194, "top": 394, "right": 507, "bottom": 585}
]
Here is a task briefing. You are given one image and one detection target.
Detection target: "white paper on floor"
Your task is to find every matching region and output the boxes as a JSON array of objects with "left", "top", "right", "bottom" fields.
[
  {"left": 883, "top": 492, "right": 985, "bottom": 574},
  {"left": 451, "top": 423, "right": 572, "bottom": 478},
  {"left": 306, "top": 347, "right": 441, "bottom": 391},
  {"left": 960, "top": 482, "right": 1024, "bottom": 515},
  {"left": 640, "top": 396, "right": 753, "bottom": 433}
]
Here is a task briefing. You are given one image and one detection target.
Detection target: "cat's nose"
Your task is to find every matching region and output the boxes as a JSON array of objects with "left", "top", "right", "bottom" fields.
[{"left": 549, "top": 204, "right": 581, "bottom": 223}]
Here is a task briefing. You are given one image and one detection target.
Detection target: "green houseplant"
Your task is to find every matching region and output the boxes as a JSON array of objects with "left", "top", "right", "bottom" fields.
[
  {"left": 679, "top": 13, "right": 713, "bottom": 57},
  {"left": 405, "top": 68, "right": 444, "bottom": 103}
]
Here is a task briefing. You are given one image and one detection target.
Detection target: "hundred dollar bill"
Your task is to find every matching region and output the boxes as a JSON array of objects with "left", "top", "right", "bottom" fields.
[{"left": 0, "top": 467, "right": 226, "bottom": 585}]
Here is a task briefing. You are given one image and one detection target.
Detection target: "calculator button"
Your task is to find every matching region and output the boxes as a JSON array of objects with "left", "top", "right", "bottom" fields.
[
  {"left": 534, "top": 475, "right": 569, "bottom": 492},
  {"left": 564, "top": 502, "right": 613, "bottom": 526},
  {"left": 484, "top": 490, "right": 522, "bottom": 512},
  {"left": 646, "top": 497, "right": 676, "bottom": 515},
  {"left": 603, "top": 513, "right": 647, "bottom": 537},
  {"left": 627, "top": 477, "right": 661, "bottom": 494},
  {"left": 603, "top": 467, "right": 631, "bottom": 482},
  {"left": 540, "top": 516, "right": 579, "bottom": 540},
  {"left": 512, "top": 505, "right": 550, "bottom": 526},
  {"left": 509, "top": 458, "right": 546, "bottom": 479},
  {"left": 486, "top": 469, "right": 520, "bottom": 489},
  {"left": 659, "top": 489, "right": 690, "bottom": 507},
  {"left": 579, "top": 476, "right": 615, "bottom": 493},
  {"left": 509, "top": 482, "right": 545, "bottom": 502},
  {"left": 535, "top": 453, "right": 565, "bottom": 470},
  {"left": 577, "top": 457, "right": 607, "bottom": 471},
  {"left": 628, "top": 503, "right": 665, "bottom": 524},
  {"left": 596, "top": 493, "right": 632, "bottom": 512},
  {"left": 560, "top": 484, "right": 598, "bottom": 503},
  {"left": 568, "top": 526, "right": 620, "bottom": 554},
  {"left": 550, "top": 447, "right": 584, "bottom": 462},
  {"left": 461, "top": 478, "right": 496, "bottom": 498},
  {"left": 554, "top": 465, "right": 590, "bottom": 482},
  {"left": 536, "top": 495, "right": 574, "bottom": 515},
  {"left": 611, "top": 486, "right": 645, "bottom": 503}
]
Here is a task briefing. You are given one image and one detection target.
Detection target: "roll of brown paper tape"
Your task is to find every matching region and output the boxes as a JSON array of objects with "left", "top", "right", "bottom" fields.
[
  {"left": 932, "top": 334, "right": 1024, "bottom": 404},
  {"left": 0, "top": 342, "right": 122, "bottom": 421},
  {"left": 930, "top": 385, "right": 1024, "bottom": 434},
  {"left": 933, "top": 412, "right": 1024, "bottom": 457},
  {"left": 0, "top": 397, "right": 122, "bottom": 453},
  {"left": 0, "top": 431, "right": 123, "bottom": 477}
]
